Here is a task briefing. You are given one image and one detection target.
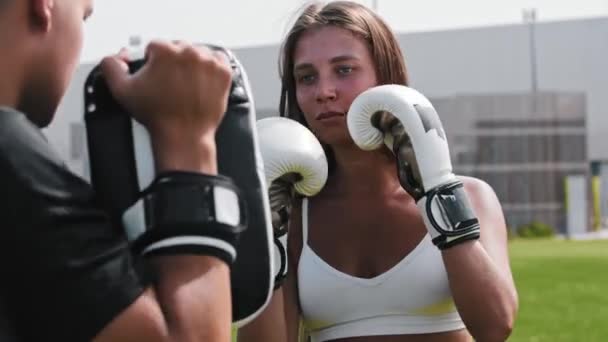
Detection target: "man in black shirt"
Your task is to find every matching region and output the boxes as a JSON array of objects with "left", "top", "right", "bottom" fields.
[{"left": 0, "top": 0, "right": 242, "bottom": 341}]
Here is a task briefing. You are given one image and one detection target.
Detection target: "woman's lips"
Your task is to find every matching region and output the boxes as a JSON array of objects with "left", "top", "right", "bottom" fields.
[{"left": 316, "top": 111, "right": 345, "bottom": 120}]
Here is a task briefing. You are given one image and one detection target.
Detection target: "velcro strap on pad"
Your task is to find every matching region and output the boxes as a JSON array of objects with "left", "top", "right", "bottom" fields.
[{"left": 123, "top": 171, "right": 247, "bottom": 263}]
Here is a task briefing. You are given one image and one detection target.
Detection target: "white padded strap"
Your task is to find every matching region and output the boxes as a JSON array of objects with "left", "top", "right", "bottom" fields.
[{"left": 143, "top": 236, "right": 237, "bottom": 261}]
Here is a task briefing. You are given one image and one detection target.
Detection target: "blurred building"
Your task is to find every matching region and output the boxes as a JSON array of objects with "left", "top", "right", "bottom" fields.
[
  {"left": 433, "top": 92, "right": 586, "bottom": 230},
  {"left": 47, "top": 16, "right": 608, "bottom": 233}
]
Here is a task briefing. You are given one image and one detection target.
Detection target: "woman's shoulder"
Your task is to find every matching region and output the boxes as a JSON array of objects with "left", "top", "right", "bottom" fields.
[
  {"left": 459, "top": 175, "right": 497, "bottom": 199},
  {"left": 458, "top": 175, "right": 506, "bottom": 230}
]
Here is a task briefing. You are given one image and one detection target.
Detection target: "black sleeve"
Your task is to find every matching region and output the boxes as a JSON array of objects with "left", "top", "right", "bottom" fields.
[{"left": 0, "top": 109, "right": 145, "bottom": 342}]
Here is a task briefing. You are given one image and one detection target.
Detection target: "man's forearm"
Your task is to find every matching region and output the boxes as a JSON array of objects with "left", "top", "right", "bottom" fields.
[{"left": 150, "top": 255, "right": 232, "bottom": 342}]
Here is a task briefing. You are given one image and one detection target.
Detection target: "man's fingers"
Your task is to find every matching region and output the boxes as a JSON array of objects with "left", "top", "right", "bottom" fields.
[
  {"left": 99, "top": 55, "right": 130, "bottom": 101},
  {"left": 212, "top": 49, "right": 231, "bottom": 69},
  {"left": 145, "top": 40, "right": 176, "bottom": 65},
  {"left": 117, "top": 48, "right": 131, "bottom": 62}
]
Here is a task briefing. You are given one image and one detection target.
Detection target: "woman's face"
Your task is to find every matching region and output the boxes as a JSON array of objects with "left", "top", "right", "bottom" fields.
[{"left": 293, "top": 25, "right": 378, "bottom": 146}]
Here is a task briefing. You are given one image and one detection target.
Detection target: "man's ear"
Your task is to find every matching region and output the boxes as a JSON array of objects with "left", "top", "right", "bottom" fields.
[{"left": 29, "top": 0, "right": 54, "bottom": 33}]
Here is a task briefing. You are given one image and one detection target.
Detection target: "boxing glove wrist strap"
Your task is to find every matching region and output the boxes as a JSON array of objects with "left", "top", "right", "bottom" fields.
[
  {"left": 270, "top": 203, "right": 290, "bottom": 290},
  {"left": 123, "top": 171, "right": 247, "bottom": 264},
  {"left": 417, "top": 181, "right": 480, "bottom": 250},
  {"left": 273, "top": 230, "right": 288, "bottom": 289}
]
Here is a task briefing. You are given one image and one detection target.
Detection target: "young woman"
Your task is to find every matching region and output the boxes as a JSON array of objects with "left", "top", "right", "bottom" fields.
[{"left": 240, "top": 2, "right": 518, "bottom": 341}]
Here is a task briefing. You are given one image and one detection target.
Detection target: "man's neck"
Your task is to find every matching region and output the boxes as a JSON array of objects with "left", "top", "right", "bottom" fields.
[
  {"left": 0, "top": 66, "right": 21, "bottom": 110},
  {"left": 0, "top": 36, "right": 29, "bottom": 112},
  {"left": 0, "top": 3, "right": 31, "bottom": 110}
]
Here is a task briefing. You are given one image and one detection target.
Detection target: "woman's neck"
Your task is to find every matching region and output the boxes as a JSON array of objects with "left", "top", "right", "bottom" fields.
[{"left": 323, "top": 141, "right": 403, "bottom": 197}]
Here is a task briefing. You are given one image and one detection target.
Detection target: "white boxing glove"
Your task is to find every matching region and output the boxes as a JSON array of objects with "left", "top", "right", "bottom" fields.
[
  {"left": 347, "top": 85, "right": 480, "bottom": 250},
  {"left": 257, "top": 117, "right": 328, "bottom": 287}
]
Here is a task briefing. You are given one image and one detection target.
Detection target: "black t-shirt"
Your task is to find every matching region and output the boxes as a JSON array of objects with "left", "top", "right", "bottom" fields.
[{"left": 0, "top": 108, "right": 144, "bottom": 341}]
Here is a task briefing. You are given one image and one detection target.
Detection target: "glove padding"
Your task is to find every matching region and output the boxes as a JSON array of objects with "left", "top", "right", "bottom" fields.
[
  {"left": 84, "top": 44, "right": 274, "bottom": 327},
  {"left": 347, "top": 85, "right": 480, "bottom": 249},
  {"left": 257, "top": 117, "right": 328, "bottom": 287}
]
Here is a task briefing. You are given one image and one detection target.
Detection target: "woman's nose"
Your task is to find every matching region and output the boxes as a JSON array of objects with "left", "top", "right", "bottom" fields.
[{"left": 315, "top": 78, "right": 337, "bottom": 103}]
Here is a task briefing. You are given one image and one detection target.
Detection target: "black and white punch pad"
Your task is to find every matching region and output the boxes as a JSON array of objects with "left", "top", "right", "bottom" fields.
[{"left": 83, "top": 45, "right": 274, "bottom": 327}]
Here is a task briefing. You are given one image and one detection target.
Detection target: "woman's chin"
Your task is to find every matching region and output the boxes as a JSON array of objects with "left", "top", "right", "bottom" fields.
[{"left": 317, "top": 132, "right": 356, "bottom": 148}]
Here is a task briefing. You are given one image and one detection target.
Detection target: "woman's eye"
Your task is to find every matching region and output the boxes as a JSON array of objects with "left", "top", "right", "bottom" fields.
[
  {"left": 337, "top": 66, "right": 353, "bottom": 75},
  {"left": 298, "top": 74, "right": 316, "bottom": 84}
]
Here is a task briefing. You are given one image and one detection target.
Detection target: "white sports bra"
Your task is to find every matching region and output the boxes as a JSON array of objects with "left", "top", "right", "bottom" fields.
[{"left": 297, "top": 198, "right": 465, "bottom": 341}]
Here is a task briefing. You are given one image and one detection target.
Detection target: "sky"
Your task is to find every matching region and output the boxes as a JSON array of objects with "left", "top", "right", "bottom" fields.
[{"left": 81, "top": 0, "right": 608, "bottom": 62}]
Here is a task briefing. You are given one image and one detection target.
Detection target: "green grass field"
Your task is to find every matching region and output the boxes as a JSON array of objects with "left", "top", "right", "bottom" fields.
[
  {"left": 233, "top": 238, "right": 608, "bottom": 341},
  {"left": 509, "top": 238, "right": 608, "bottom": 341}
]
